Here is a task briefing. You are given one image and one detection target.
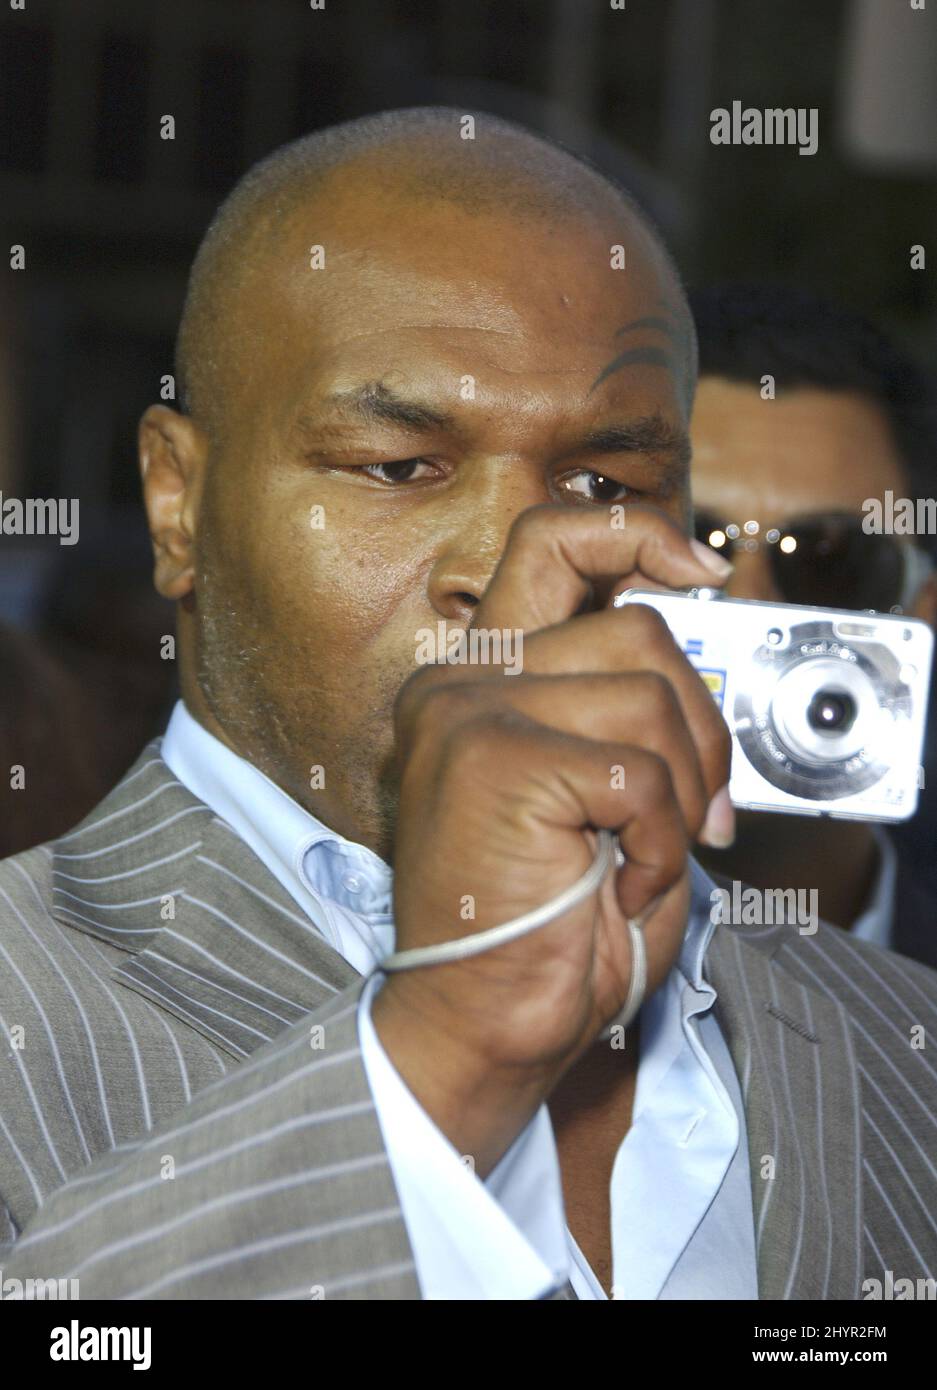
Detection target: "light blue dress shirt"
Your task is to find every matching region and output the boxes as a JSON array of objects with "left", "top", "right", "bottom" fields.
[{"left": 161, "top": 699, "right": 762, "bottom": 1298}]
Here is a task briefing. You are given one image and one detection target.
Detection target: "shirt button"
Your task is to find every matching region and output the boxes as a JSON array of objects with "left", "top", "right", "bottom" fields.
[{"left": 342, "top": 873, "right": 362, "bottom": 893}]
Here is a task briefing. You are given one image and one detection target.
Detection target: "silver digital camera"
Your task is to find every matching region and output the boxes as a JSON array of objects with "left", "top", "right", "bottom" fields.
[{"left": 614, "top": 588, "right": 934, "bottom": 821}]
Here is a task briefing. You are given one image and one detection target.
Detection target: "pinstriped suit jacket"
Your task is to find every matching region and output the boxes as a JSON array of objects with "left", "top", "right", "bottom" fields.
[{"left": 1, "top": 743, "right": 936, "bottom": 1299}]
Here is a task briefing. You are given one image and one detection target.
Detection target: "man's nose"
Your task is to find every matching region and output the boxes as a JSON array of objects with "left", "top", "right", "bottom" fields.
[
  {"left": 722, "top": 545, "right": 785, "bottom": 603},
  {"left": 426, "top": 466, "right": 551, "bottom": 623}
]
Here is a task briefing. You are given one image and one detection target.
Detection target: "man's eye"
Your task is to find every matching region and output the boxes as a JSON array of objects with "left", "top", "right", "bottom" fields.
[
  {"left": 557, "top": 470, "right": 635, "bottom": 504},
  {"left": 361, "top": 459, "right": 436, "bottom": 484}
]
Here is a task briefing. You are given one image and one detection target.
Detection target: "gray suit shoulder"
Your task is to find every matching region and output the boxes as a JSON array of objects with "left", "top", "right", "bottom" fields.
[
  {"left": 0, "top": 839, "right": 229, "bottom": 1234},
  {"left": 0, "top": 841, "right": 56, "bottom": 928}
]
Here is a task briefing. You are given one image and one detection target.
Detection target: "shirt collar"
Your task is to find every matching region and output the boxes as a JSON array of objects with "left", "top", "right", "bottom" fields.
[
  {"left": 160, "top": 699, "right": 719, "bottom": 993},
  {"left": 629, "top": 857, "right": 732, "bottom": 1183},
  {"left": 681, "top": 856, "right": 721, "bottom": 992},
  {"left": 159, "top": 700, "right": 393, "bottom": 919}
]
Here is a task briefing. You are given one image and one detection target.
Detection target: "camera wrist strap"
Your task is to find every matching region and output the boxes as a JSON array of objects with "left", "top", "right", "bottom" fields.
[{"left": 378, "top": 829, "right": 649, "bottom": 1034}]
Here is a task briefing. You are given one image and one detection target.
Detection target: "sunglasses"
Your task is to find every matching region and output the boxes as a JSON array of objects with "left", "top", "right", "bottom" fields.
[{"left": 692, "top": 508, "right": 933, "bottom": 614}]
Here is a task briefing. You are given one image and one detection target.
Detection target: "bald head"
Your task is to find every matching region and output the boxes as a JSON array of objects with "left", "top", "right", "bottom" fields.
[
  {"left": 174, "top": 105, "right": 695, "bottom": 444},
  {"left": 144, "top": 104, "right": 700, "bottom": 853}
]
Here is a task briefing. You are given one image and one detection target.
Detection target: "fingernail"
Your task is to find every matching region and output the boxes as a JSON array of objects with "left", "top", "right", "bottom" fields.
[
  {"left": 700, "top": 784, "right": 735, "bottom": 848},
  {"left": 690, "top": 538, "right": 733, "bottom": 580}
]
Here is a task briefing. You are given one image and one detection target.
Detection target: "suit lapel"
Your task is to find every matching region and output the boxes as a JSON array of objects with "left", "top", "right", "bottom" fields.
[
  {"left": 706, "top": 918, "right": 862, "bottom": 1300},
  {"left": 51, "top": 743, "right": 360, "bottom": 1059},
  {"left": 52, "top": 747, "right": 867, "bottom": 1298}
]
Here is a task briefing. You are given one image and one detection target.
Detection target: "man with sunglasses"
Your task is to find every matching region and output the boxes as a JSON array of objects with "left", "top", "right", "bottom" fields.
[{"left": 690, "top": 283, "right": 937, "bottom": 966}]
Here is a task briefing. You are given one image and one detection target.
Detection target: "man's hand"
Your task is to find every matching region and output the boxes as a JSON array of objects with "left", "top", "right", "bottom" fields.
[{"left": 372, "top": 504, "right": 734, "bottom": 1176}]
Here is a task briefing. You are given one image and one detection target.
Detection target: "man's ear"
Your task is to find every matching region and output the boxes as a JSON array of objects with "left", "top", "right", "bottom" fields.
[
  {"left": 138, "top": 404, "right": 209, "bottom": 602},
  {"left": 910, "top": 569, "right": 937, "bottom": 630}
]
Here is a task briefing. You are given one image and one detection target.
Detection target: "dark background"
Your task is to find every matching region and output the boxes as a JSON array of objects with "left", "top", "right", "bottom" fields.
[{"left": 1, "top": 0, "right": 935, "bottom": 842}]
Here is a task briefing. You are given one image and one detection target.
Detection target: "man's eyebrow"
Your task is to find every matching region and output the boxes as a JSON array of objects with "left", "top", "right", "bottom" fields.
[
  {"left": 573, "top": 414, "right": 692, "bottom": 474},
  {"left": 300, "top": 387, "right": 690, "bottom": 475},
  {"left": 320, "top": 381, "right": 456, "bottom": 432}
]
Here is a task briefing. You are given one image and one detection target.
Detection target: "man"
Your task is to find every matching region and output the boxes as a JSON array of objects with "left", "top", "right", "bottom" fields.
[
  {"left": 2, "top": 108, "right": 936, "bottom": 1301},
  {"left": 690, "top": 284, "right": 937, "bottom": 966}
]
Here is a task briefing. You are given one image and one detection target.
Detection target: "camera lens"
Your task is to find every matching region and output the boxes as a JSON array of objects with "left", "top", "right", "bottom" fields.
[{"left": 806, "top": 688, "right": 857, "bottom": 736}]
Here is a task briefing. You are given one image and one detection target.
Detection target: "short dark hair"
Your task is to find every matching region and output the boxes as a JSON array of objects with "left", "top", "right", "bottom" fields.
[
  {"left": 175, "top": 106, "right": 694, "bottom": 442},
  {"left": 689, "top": 282, "right": 937, "bottom": 511}
]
